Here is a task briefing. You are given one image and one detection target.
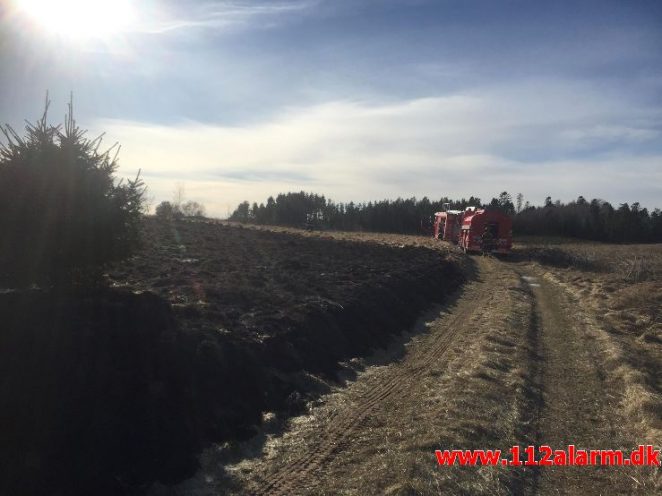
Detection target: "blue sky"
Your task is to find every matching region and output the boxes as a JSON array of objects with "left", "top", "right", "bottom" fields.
[{"left": 1, "top": 0, "right": 661, "bottom": 216}]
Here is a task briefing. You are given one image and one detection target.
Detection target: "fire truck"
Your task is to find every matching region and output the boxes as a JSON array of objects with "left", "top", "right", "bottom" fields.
[{"left": 433, "top": 207, "right": 512, "bottom": 254}]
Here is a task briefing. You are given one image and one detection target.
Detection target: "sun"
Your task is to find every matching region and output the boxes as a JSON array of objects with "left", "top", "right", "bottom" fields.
[{"left": 15, "top": 0, "right": 136, "bottom": 40}]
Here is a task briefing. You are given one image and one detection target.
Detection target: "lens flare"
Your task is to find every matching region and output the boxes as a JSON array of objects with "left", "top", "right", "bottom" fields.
[{"left": 16, "top": 0, "right": 136, "bottom": 40}]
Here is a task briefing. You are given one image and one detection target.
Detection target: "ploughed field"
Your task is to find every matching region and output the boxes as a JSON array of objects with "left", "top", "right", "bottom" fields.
[
  {"left": 108, "top": 218, "right": 464, "bottom": 484},
  {"left": 108, "top": 218, "right": 464, "bottom": 381},
  {"left": 0, "top": 217, "right": 463, "bottom": 496}
]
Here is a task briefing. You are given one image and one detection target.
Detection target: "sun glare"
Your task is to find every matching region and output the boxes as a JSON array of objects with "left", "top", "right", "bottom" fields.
[{"left": 16, "top": 0, "right": 136, "bottom": 40}]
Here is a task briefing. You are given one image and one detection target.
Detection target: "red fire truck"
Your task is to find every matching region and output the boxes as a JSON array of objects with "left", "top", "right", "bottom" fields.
[{"left": 433, "top": 207, "right": 512, "bottom": 254}]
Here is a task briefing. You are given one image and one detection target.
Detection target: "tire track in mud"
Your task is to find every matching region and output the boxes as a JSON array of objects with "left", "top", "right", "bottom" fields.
[{"left": 253, "top": 260, "right": 499, "bottom": 495}]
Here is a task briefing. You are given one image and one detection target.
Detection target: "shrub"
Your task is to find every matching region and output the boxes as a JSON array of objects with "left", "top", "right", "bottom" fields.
[
  {"left": 181, "top": 200, "right": 206, "bottom": 218},
  {"left": 155, "top": 200, "right": 180, "bottom": 219},
  {"left": 156, "top": 200, "right": 205, "bottom": 219},
  {"left": 0, "top": 97, "right": 146, "bottom": 287}
]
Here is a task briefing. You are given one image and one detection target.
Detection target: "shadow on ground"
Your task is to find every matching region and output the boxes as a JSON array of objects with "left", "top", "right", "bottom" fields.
[{"left": 0, "top": 228, "right": 467, "bottom": 495}]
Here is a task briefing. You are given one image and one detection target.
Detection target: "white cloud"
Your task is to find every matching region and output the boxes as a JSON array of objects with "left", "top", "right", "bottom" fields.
[
  {"left": 98, "top": 80, "right": 662, "bottom": 217},
  {"left": 135, "top": 0, "right": 317, "bottom": 35}
]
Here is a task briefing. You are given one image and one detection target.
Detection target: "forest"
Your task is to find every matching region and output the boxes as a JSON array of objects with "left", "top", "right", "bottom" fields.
[{"left": 230, "top": 191, "right": 662, "bottom": 243}]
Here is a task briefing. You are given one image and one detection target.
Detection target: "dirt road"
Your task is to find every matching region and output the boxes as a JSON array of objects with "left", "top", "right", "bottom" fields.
[
  {"left": 160, "top": 257, "right": 648, "bottom": 495},
  {"left": 519, "top": 269, "right": 641, "bottom": 495}
]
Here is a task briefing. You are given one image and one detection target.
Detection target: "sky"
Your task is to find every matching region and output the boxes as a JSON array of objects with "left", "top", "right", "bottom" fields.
[{"left": 1, "top": 0, "right": 661, "bottom": 217}]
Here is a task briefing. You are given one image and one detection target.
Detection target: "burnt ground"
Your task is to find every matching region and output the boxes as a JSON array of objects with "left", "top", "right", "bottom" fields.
[{"left": 0, "top": 217, "right": 464, "bottom": 495}]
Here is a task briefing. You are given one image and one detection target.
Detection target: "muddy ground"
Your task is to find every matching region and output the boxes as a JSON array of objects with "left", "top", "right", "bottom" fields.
[
  {"left": 107, "top": 218, "right": 464, "bottom": 429},
  {"left": 0, "top": 289, "right": 197, "bottom": 495},
  {"left": 0, "top": 217, "right": 464, "bottom": 495}
]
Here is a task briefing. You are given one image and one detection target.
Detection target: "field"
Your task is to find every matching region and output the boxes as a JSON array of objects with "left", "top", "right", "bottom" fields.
[
  {"left": 159, "top": 231, "right": 661, "bottom": 495},
  {"left": 0, "top": 217, "right": 464, "bottom": 495},
  {"left": 108, "top": 218, "right": 464, "bottom": 386},
  {"left": 3, "top": 221, "right": 661, "bottom": 495}
]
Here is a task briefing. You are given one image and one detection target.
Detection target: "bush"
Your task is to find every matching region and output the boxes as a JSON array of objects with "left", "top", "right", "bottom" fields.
[
  {"left": 0, "top": 97, "right": 146, "bottom": 287},
  {"left": 181, "top": 200, "right": 206, "bottom": 218},
  {"left": 155, "top": 200, "right": 180, "bottom": 219},
  {"left": 155, "top": 200, "right": 205, "bottom": 219}
]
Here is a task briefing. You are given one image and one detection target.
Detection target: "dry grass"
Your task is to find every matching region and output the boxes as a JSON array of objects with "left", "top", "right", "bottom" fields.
[
  {"left": 298, "top": 263, "right": 539, "bottom": 495},
  {"left": 514, "top": 236, "right": 662, "bottom": 281},
  {"left": 517, "top": 238, "right": 662, "bottom": 489},
  {"left": 171, "top": 259, "right": 543, "bottom": 495}
]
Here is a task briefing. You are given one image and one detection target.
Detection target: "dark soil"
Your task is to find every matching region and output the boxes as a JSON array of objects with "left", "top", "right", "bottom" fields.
[
  {"left": 0, "top": 289, "right": 198, "bottom": 496},
  {"left": 0, "top": 218, "right": 463, "bottom": 495}
]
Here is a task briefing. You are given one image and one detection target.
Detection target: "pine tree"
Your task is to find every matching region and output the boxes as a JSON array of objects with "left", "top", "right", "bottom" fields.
[{"left": 0, "top": 95, "right": 146, "bottom": 287}]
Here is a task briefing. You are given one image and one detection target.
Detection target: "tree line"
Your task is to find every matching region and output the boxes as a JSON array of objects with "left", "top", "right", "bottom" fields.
[
  {"left": 514, "top": 196, "right": 662, "bottom": 243},
  {"left": 230, "top": 191, "right": 662, "bottom": 243},
  {"left": 229, "top": 192, "right": 482, "bottom": 234}
]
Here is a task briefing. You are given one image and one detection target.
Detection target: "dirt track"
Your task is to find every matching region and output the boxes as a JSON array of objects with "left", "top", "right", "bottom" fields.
[
  {"left": 160, "top": 256, "right": 650, "bottom": 495},
  {"left": 519, "top": 269, "right": 640, "bottom": 494},
  {"left": 250, "top": 261, "right": 498, "bottom": 496}
]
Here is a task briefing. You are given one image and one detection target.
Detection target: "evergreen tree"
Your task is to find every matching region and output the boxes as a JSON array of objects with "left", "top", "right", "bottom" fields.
[{"left": 0, "top": 96, "right": 146, "bottom": 287}]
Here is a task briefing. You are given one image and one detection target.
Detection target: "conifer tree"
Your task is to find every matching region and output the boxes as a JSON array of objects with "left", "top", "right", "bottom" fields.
[{"left": 0, "top": 95, "right": 146, "bottom": 287}]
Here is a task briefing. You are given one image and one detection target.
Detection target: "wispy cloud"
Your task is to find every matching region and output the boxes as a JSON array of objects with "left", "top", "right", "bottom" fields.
[
  {"left": 136, "top": 0, "right": 318, "bottom": 35},
  {"left": 99, "top": 79, "right": 662, "bottom": 216}
]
